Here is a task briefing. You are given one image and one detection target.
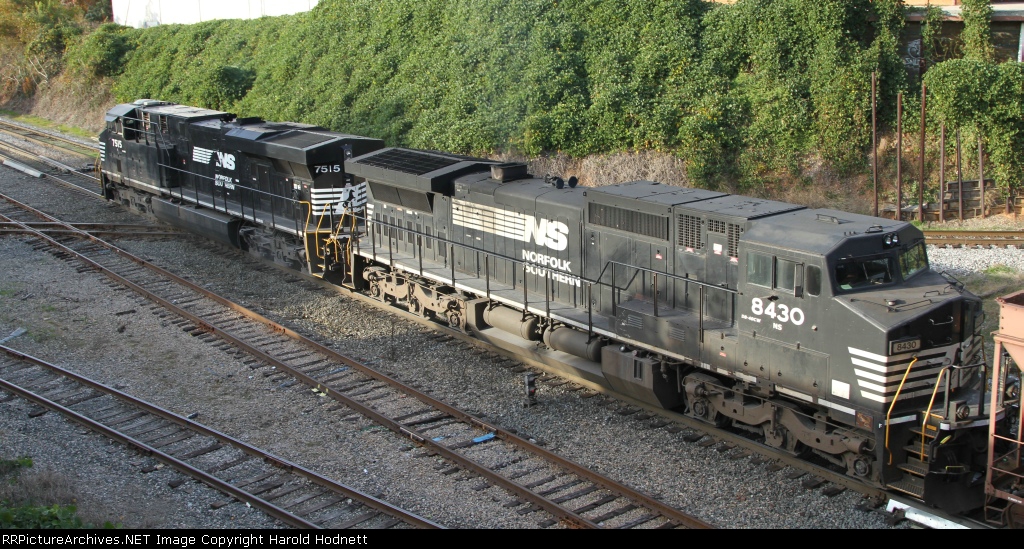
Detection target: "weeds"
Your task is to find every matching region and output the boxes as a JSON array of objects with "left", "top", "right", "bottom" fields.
[{"left": 0, "top": 457, "right": 118, "bottom": 529}]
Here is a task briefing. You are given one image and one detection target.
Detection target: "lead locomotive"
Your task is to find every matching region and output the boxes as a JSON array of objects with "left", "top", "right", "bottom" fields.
[{"left": 99, "top": 100, "right": 1002, "bottom": 514}]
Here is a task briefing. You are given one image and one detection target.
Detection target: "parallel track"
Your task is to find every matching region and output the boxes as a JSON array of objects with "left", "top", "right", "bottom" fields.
[
  {"left": 0, "top": 190, "right": 713, "bottom": 529},
  {"left": 0, "top": 346, "right": 440, "bottom": 529},
  {"left": 923, "top": 230, "right": 1024, "bottom": 248},
  {"left": 6, "top": 124, "right": 992, "bottom": 527},
  {"left": 0, "top": 119, "right": 100, "bottom": 159}
]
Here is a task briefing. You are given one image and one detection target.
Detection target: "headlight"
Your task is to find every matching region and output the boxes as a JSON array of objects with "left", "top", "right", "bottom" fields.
[{"left": 884, "top": 234, "right": 893, "bottom": 246}]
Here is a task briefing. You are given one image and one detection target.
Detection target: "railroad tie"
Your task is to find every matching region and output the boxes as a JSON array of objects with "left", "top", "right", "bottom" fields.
[
  {"left": 332, "top": 511, "right": 379, "bottom": 529},
  {"left": 173, "top": 442, "right": 222, "bottom": 459},
  {"left": 615, "top": 513, "right": 658, "bottom": 529},
  {"left": 573, "top": 494, "right": 618, "bottom": 514},
  {"left": 589, "top": 504, "right": 637, "bottom": 523}
]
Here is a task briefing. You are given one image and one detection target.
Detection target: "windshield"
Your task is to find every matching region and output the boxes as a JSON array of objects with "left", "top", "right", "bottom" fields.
[
  {"left": 834, "top": 255, "right": 896, "bottom": 291},
  {"left": 899, "top": 241, "right": 929, "bottom": 280}
]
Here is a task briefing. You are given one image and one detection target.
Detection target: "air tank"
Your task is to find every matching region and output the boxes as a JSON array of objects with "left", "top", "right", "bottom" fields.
[
  {"left": 543, "top": 326, "right": 604, "bottom": 362},
  {"left": 483, "top": 305, "right": 540, "bottom": 340}
]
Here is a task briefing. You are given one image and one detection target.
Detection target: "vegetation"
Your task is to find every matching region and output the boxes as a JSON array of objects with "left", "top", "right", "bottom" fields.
[
  {"left": 0, "top": 456, "right": 117, "bottom": 528},
  {"left": 2, "top": 0, "right": 1022, "bottom": 200}
]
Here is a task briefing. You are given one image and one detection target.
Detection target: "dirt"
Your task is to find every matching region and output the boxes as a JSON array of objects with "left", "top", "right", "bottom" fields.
[{"left": 3, "top": 76, "right": 113, "bottom": 135}]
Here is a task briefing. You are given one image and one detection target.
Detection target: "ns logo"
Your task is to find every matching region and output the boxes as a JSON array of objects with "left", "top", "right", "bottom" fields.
[
  {"left": 524, "top": 216, "right": 568, "bottom": 251},
  {"left": 216, "top": 152, "right": 236, "bottom": 170}
]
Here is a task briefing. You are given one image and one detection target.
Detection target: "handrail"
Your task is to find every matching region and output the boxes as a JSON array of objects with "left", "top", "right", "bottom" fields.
[
  {"left": 885, "top": 356, "right": 918, "bottom": 465},
  {"left": 921, "top": 366, "right": 952, "bottom": 462},
  {"left": 593, "top": 259, "right": 736, "bottom": 295}
]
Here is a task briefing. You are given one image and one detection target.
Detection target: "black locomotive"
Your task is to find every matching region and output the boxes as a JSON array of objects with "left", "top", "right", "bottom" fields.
[
  {"left": 99, "top": 99, "right": 384, "bottom": 273},
  {"left": 98, "top": 100, "right": 1004, "bottom": 515}
]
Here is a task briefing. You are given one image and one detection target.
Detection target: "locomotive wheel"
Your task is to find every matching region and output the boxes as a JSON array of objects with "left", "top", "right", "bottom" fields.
[
  {"left": 369, "top": 280, "right": 383, "bottom": 301},
  {"left": 691, "top": 399, "right": 710, "bottom": 420},
  {"left": 409, "top": 297, "right": 425, "bottom": 317},
  {"left": 762, "top": 423, "right": 805, "bottom": 456}
]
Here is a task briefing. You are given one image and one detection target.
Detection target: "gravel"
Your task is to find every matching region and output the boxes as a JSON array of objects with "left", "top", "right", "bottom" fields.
[{"left": 3, "top": 126, "right": 1014, "bottom": 529}]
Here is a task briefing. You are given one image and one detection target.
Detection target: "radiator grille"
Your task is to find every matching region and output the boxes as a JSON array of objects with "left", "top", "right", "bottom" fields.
[
  {"left": 678, "top": 214, "right": 703, "bottom": 250},
  {"left": 589, "top": 203, "right": 668, "bottom": 241}
]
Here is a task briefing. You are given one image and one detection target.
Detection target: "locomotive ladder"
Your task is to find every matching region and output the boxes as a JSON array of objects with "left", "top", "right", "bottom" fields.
[{"left": 304, "top": 204, "right": 359, "bottom": 286}]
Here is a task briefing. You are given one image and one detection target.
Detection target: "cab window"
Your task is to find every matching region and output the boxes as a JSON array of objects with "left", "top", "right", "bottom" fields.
[
  {"left": 899, "top": 241, "right": 928, "bottom": 280},
  {"left": 747, "top": 252, "right": 772, "bottom": 287},
  {"left": 776, "top": 259, "right": 797, "bottom": 292},
  {"left": 835, "top": 256, "right": 896, "bottom": 292},
  {"left": 805, "top": 265, "right": 821, "bottom": 296}
]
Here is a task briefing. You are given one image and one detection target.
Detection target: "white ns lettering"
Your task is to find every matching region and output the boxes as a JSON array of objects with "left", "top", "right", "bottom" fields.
[
  {"left": 524, "top": 216, "right": 568, "bottom": 251},
  {"left": 215, "top": 152, "right": 236, "bottom": 170}
]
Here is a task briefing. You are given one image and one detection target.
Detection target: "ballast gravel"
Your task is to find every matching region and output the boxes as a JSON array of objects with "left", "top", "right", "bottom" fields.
[{"left": 1, "top": 127, "right": 1016, "bottom": 530}]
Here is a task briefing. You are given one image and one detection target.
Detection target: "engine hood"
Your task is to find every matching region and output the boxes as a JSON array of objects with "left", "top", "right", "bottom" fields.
[{"left": 833, "top": 270, "right": 977, "bottom": 331}]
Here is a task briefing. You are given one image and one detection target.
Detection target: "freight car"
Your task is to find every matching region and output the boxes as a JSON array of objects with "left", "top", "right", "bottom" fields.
[{"left": 97, "top": 100, "right": 1005, "bottom": 516}]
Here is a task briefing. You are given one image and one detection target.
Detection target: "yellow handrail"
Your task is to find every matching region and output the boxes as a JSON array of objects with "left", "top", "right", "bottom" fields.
[
  {"left": 885, "top": 356, "right": 918, "bottom": 465},
  {"left": 921, "top": 367, "right": 951, "bottom": 460}
]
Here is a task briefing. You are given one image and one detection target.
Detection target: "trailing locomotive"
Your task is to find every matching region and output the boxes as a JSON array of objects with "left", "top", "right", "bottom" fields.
[
  {"left": 99, "top": 99, "right": 384, "bottom": 274},
  {"left": 98, "top": 100, "right": 1004, "bottom": 517}
]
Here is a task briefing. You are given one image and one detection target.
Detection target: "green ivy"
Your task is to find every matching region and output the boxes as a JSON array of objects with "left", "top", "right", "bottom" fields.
[
  {"left": 960, "top": 0, "right": 994, "bottom": 62},
  {"left": 87, "top": 0, "right": 1021, "bottom": 194},
  {"left": 64, "top": 23, "right": 133, "bottom": 79}
]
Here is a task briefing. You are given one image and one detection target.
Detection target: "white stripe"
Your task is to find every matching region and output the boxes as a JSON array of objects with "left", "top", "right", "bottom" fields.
[
  {"left": 851, "top": 356, "right": 888, "bottom": 373},
  {"left": 860, "top": 385, "right": 937, "bottom": 404},
  {"left": 854, "top": 368, "right": 888, "bottom": 384},
  {"left": 192, "top": 147, "right": 214, "bottom": 163},
  {"left": 857, "top": 379, "right": 887, "bottom": 394},
  {"left": 818, "top": 399, "right": 856, "bottom": 415},
  {"left": 860, "top": 392, "right": 885, "bottom": 403},
  {"left": 453, "top": 199, "right": 528, "bottom": 243},
  {"left": 888, "top": 415, "right": 917, "bottom": 425},
  {"left": 848, "top": 346, "right": 891, "bottom": 363},
  {"left": 856, "top": 367, "right": 945, "bottom": 386},
  {"left": 776, "top": 386, "right": 814, "bottom": 403}
]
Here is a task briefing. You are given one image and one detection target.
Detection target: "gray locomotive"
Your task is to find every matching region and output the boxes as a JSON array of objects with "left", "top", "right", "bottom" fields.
[
  {"left": 98, "top": 101, "right": 999, "bottom": 514},
  {"left": 344, "top": 147, "right": 997, "bottom": 514}
]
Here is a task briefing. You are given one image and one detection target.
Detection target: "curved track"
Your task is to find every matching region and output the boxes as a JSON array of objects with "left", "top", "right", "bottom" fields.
[
  {"left": 0, "top": 346, "right": 440, "bottom": 529},
  {"left": 4, "top": 122, "right": 992, "bottom": 528},
  {"left": 0, "top": 190, "right": 713, "bottom": 529}
]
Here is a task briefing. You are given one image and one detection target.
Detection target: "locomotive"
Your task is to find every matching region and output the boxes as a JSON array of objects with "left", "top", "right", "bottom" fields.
[
  {"left": 97, "top": 100, "right": 1004, "bottom": 516},
  {"left": 98, "top": 99, "right": 384, "bottom": 273}
]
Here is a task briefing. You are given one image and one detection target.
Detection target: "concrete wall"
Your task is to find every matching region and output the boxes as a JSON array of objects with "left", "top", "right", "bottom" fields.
[{"left": 112, "top": 0, "right": 320, "bottom": 28}]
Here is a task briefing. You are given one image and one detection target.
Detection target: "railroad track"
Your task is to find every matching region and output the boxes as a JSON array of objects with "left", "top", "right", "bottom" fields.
[
  {"left": 0, "top": 190, "right": 713, "bottom": 529},
  {"left": 0, "top": 345, "right": 439, "bottom": 529},
  {"left": 0, "top": 119, "right": 99, "bottom": 160},
  {"left": 0, "top": 221, "right": 183, "bottom": 237},
  {"left": 924, "top": 230, "right": 1024, "bottom": 248},
  {"left": 5, "top": 126, "right": 977, "bottom": 527}
]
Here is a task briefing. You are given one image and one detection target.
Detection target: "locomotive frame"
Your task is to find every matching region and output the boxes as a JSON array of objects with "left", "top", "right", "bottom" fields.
[{"left": 96, "top": 99, "right": 1009, "bottom": 519}]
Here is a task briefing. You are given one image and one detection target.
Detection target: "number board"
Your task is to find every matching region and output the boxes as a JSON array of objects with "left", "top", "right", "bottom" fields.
[{"left": 890, "top": 338, "right": 921, "bottom": 355}]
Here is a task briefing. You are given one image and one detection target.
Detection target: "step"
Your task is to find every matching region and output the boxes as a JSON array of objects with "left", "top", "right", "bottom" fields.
[
  {"left": 902, "top": 443, "right": 932, "bottom": 460},
  {"left": 886, "top": 476, "right": 925, "bottom": 499},
  {"left": 898, "top": 460, "right": 928, "bottom": 477}
]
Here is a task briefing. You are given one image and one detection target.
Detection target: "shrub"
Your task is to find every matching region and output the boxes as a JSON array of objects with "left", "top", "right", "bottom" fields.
[{"left": 65, "top": 23, "right": 134, "bottom": 79}]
